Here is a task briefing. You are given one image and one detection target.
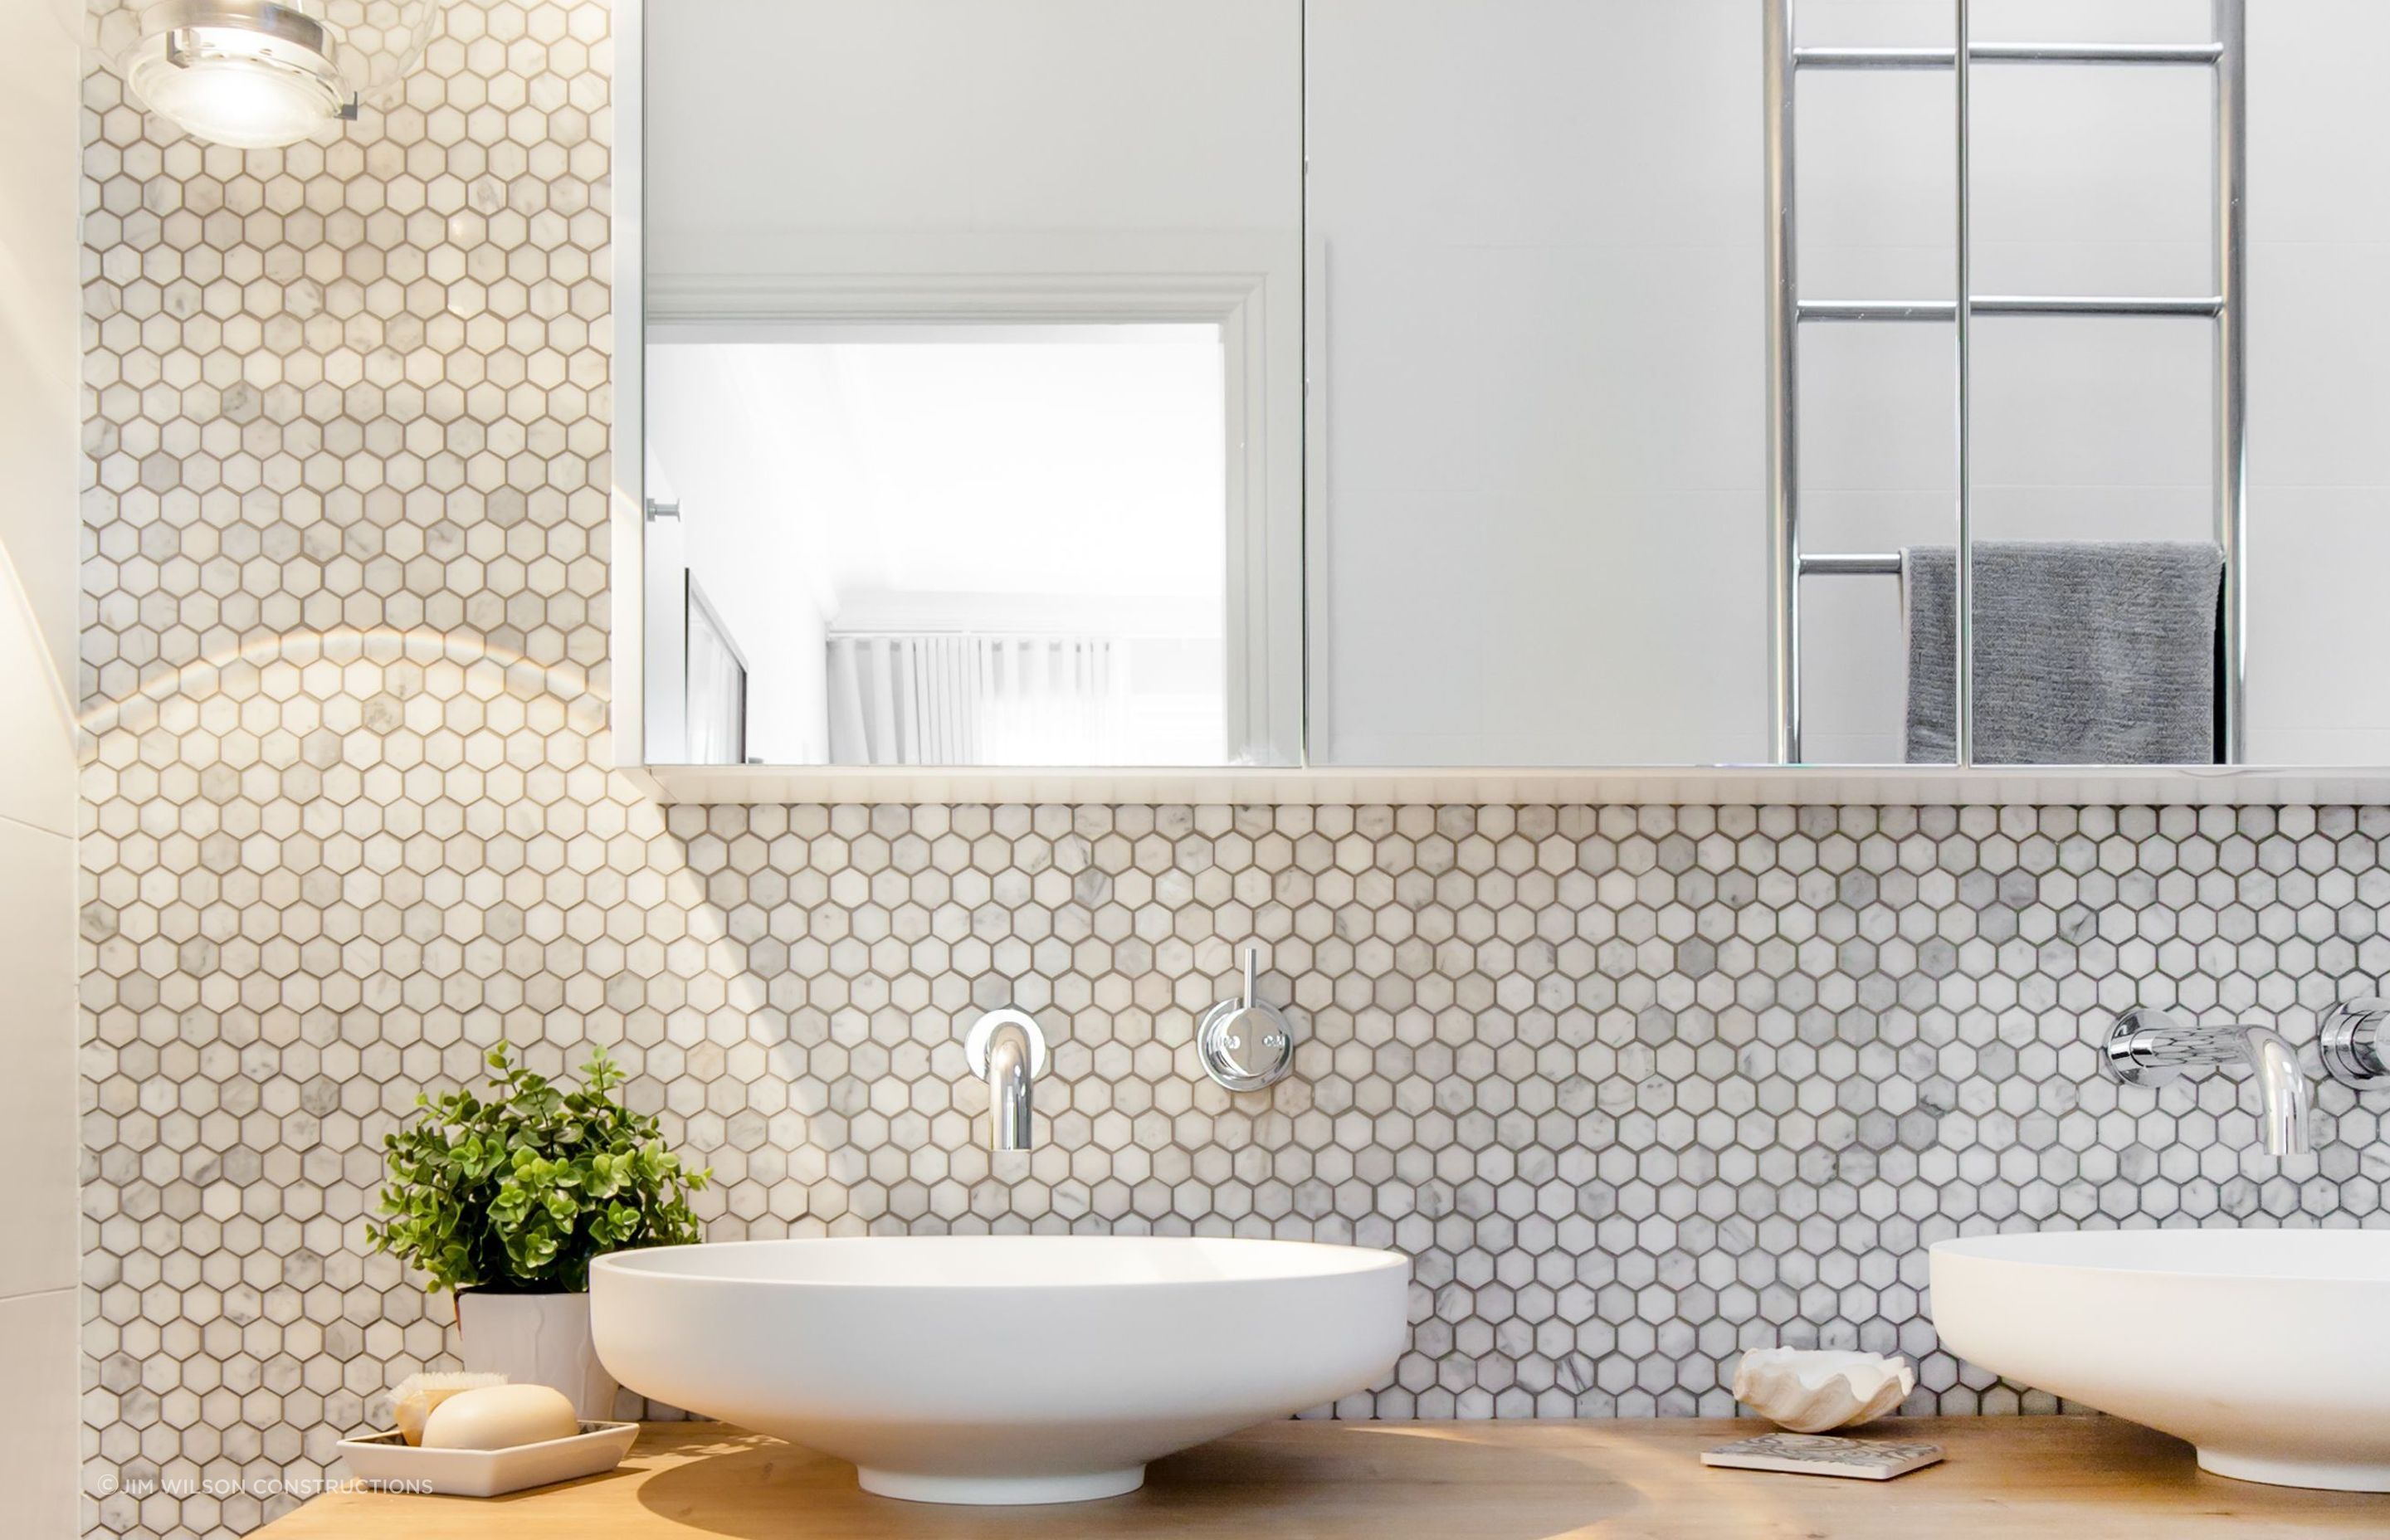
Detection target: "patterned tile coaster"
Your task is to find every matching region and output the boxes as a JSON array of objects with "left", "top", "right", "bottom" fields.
[{"left": 1701, "top": 1432, "right": 1947, "bottom": 1480}]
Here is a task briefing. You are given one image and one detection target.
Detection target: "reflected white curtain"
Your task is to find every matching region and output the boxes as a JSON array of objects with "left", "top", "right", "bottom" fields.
[
  {"left": 827, "top": 634, "right": 1120, "bottom": 765},
  {"left": 685, "top": 592, "right": 748, "bottom": 764}
]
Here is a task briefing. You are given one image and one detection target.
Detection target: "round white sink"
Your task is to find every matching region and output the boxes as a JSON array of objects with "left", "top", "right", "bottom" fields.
[
  {"left": 590, "top": 1235, "right": 1409, "bottom": 1504},
  {"left": 1930, "top": 1231, "right": 2390, "bottom": 1490}
]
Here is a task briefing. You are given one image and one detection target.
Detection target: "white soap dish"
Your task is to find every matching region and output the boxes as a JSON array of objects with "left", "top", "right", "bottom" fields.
[{"left": 337, "top": 1421, "right": 640, "bottom": 1498}]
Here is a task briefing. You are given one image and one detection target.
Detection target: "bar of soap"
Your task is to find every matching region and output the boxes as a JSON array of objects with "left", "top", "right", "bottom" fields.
[
  {"left": 420, "top": 1382, "right": 581, "bottom": 1451},
  {"left": 389, "top": 1372, "right": 507, "bottom": 1446}
]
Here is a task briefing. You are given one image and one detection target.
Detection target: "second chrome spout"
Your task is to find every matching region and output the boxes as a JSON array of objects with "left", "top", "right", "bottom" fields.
[
  {"left": 2100, "top": 1006, "right": 2311, "bottom": 1157},
  {"left": 2239, "top": 1026, "right": 2311, "bottom": 1158}
]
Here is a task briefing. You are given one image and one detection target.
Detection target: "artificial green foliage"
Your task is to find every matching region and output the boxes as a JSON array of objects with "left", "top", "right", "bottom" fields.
[{"left": 369, "top": 1044, "right": 710, "bottom": 1294}]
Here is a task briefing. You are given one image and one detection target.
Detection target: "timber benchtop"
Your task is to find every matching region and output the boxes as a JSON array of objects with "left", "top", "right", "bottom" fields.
[{"left": 255, "top": 1417, "right": 2389, "bottom": 1538}]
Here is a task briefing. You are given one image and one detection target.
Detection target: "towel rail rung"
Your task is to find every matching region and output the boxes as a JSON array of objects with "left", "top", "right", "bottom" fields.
[
  {"left": 1800, "top": 553, "right": 1904, "bottom": 576},
  {"left": 1795, "top": 43, "right": 2222, "bottom": 71},
  {"left": 1798, "top": 296, "right": 2224, "bottom": 323}
]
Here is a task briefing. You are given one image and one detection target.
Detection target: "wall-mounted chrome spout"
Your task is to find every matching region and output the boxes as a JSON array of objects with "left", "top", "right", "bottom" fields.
[
  {"left": 2099, "top": 1006, "right": 2310, "bottom": 1157},
  {"left": 964, "top": 1006, "right": 1048, "bottom": 1152}
]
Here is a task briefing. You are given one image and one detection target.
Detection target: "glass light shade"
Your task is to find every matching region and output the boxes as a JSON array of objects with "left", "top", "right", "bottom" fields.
[{"left": 124, "top": 10, "right": 353, "bottom": 149}]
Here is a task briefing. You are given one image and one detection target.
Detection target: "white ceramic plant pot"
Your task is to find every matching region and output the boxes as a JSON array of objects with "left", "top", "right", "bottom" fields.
[{"left": 456, "top": 1290, "right": 620, "bottom": 1421}]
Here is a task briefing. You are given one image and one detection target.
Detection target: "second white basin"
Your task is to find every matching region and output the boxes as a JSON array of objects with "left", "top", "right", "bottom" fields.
[
  {"left": 1930, "top": 1231, "right": 2390, "bottom": 1490},
  {"left": 591, "top": 1235, "right": 1408, "bottom": 1504}
]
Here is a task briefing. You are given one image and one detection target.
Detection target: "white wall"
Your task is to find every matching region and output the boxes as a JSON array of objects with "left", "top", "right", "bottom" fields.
[
  {"left": 0, "top": 0, "right": 87, "bottom": 1533},
  {"left": 1313, "top": 0, "right": 2387, "bottom": 767},
  {"left": 646, "top": 0, "right": 1304, "bottom": 278},
  {"left": 2240, "top": 0, "right": 2390, "bottom": 763}
]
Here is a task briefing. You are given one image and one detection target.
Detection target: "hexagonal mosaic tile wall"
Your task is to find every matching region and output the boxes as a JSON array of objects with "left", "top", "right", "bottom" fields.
[{"left": 73, "top": 3, "right": 2390, "bottom": 1538}]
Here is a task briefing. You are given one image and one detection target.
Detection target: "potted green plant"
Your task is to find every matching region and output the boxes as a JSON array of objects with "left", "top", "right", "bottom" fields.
[{"left": 369, "top": 1043, "right": 710, "bottom": 1417}]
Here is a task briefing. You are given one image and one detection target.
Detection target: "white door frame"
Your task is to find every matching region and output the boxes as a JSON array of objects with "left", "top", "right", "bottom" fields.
[{"left": 620, "top": 234, "right": 1304, "bottom": 772}]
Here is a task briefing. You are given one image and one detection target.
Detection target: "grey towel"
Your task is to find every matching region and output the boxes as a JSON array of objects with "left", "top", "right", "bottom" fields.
[{"left": 1904, "top": 541, "right": 2222, "bottom": 765}]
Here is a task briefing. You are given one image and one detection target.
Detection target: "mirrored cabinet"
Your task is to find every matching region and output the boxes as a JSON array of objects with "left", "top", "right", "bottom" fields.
[{"left": 620, "top": 0, "right": 2390, "bottom": 794}]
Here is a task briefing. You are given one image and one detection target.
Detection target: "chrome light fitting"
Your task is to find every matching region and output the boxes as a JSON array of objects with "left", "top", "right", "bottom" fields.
[{"left": 125, "top": 1, "right": 358, "bottom": 149}]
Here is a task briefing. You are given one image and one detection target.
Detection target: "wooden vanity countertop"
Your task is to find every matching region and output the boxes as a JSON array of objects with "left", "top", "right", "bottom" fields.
[{"left": 253, "top": 1416, "right": 2389, "bottom": 1538}]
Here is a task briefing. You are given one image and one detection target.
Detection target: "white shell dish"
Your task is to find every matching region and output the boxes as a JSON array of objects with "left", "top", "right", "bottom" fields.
[{"left": 1732, "top": 1348, "right": 1914, "bottom": 1433}]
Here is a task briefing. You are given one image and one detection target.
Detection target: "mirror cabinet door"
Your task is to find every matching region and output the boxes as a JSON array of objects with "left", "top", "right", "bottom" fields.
[
  {"left": 1306, "top": 0, "right": 1781, "bottom": 768},
  {"left": 1303, "top": 0, "right": 1977, "bottom": 768},
  {"left": 641, "top": 0, "right": 1303, "bottom": 768}
]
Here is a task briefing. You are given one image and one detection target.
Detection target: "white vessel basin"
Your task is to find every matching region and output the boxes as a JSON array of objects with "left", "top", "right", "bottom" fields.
[
  {"left": 1930, "top": 1231, "right": 2390, "bottom": 1490},
  {"left": 590, "top": 1235, "right": 1408, "bottom": 1504}
]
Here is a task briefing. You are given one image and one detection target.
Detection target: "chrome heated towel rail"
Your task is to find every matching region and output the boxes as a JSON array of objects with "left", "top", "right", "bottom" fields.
[{"left": 1763, "top": 0, "right": 2246, "bottom": 765}]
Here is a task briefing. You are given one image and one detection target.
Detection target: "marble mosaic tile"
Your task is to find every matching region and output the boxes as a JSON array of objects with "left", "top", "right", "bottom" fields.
[{"left": 75, "top": 2, "right": 2390, "bottom": 1538}]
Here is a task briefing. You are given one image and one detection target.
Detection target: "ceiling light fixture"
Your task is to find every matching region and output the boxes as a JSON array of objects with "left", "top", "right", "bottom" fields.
[
  {"left": 115, "top": 1, "right": 438, "bottom": 151},
  {"left": 124, "top": 2, "right": 354, "bottom": 149}
]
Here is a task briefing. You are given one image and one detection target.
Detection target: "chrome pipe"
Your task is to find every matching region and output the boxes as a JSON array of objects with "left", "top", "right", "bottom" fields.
[
  {"left": 1800, "top": 296, "right": 2224, "bottom": 322},
  {"left": 1953, "top": 0, "right": 1975, "bottom": 767},
  {"left": 1975, "top": 41, "right": 2223, "bottom": 66},
  {"left": 1799, "top": 553, "right": 1903, "bottom": 576},
  {"left": 1798, "top": 300, "right": 1955, "bottom": 322},
  {"left": 1978, "top": 295, "right": 2224, "bottom": 317},
  {"left": 1763, "top": 0, "right": 1799, "bottom": 765},
  {"left": 2216, "top": 0, "right": 2248, "bottom": 765},
  {"left": 1796, "top": 42, "right": 2223, "bottom": 70}
]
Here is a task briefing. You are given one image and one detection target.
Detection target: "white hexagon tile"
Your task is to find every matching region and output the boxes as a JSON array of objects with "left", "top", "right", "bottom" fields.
[{"left": 73, "top": 3, "right": 2390, "bottom": 1538}]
